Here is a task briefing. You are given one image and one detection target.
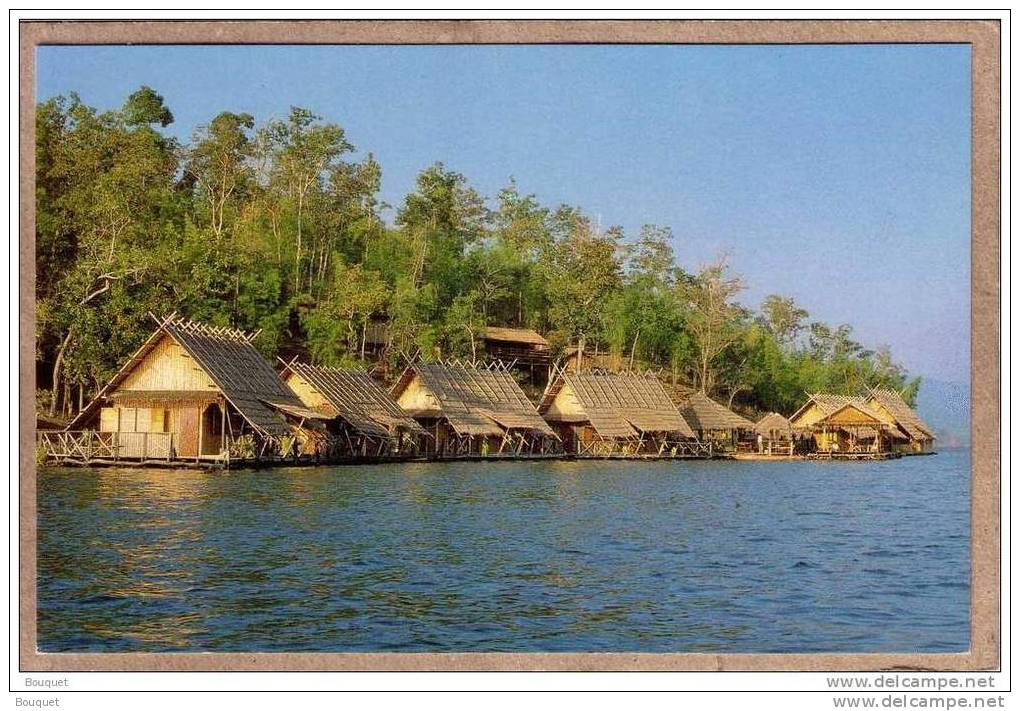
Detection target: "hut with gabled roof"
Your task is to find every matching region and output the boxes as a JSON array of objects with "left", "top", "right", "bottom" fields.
[
  {"left": 391, "top": 361, "right": 560, "bottom": 458},
  {"left": 865, "top": 388, "right": 936, "bottom": 453},
  {"left": 280, "top": 360, "right": 425, "bottom": 458},
  {"left": 789, "top": 393, "right": 908, "bottom": 456},
  {"left": 50, "top": 315, "right": 330, "bottom": 466},
  {"left": 537, "top": 370, "right": 703, "bottom": 458},
  {"left": 677, "top": 392, "right": 755, "bottom": 450},
  {"left": 752, "top": 412, "right": 797, "bottom": 455}
]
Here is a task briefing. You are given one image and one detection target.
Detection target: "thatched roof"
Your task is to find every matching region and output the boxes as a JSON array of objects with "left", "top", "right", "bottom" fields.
[
  {"left": 68, "top": 316, "right": 309, "bottom": 437},
  {"left": 283, "top": 361, "right": 424, "bottom": 438},
  {"left": 790, "top": 393, "right": 886, "bottom": 425},
  {"left": 868, "top": 388, "right": 936, "bottom": 441},
  {"left": 754, "top": 412, "right": 794, "bottom": 439},
  {"left": 394, "top": 362, "right": 555, "bottom": 437},
  {"left": 540, "top": 372, "right": 696, "bottom": 439},
  {"left": 678, "top": 392, "right": 755, "bottom": 432},
  {"left": 483, "top": 326, "right": 550, "bottom": 348}
]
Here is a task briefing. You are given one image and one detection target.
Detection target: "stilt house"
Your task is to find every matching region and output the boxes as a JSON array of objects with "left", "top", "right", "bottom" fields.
[
  {"left": 53, "top": 316, "right": 329, "bottom": 465},
  {"left": 538, "top": 371, "right": 703, "bottom": 457},
  {"left": 391, "top": 361, "right": 559, "bottom": 458},
  {"left": 281, "top": 360, "right": 425, "bottom": 458}
]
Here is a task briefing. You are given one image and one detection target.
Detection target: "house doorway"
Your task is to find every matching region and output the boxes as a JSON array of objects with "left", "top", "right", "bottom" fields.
[{"left": 201, "top": 403, "right": 225, "bottom": 455}]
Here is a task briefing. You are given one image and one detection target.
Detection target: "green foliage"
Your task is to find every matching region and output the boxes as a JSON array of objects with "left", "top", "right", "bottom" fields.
[
  {"left": 35, "top": 87, "right": 921, "bottom": 420},
  {"left": 123, "top": 86, "right": 174, "bottom": 127}
]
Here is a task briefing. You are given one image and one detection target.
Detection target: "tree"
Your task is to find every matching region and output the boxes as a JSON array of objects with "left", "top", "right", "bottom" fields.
[
  {"left": 546, "top": 216, "right": 623, "bottom": 369},
  {"left": 760, "top": 294, "right": 809, "bottom": 348},
  {"left": 302, "top": 260, "right": 389, "bottom": 365},
  {"left": 185, "top": 111, "right": 256, "bottom": 240},
  {"left": 264, "top": 107, "right": 352, "bottom": 293},
  {"left": 37, "top": 89, "right": 183, "bottom": 415},
  {"left": 679, "top": 254, "right": 746, "bottom": 395},
  {"left": 611, "top": 225, "right": 682, "bottom": 368},
  {"left": 122, "top": 86, "right": 174, "bottom": 128},
  {"left": 444, "top": 291, "right": 485, "bottom": 360},
  {"left": 396, "top": 162, "right": 488, "bottom": 296}
]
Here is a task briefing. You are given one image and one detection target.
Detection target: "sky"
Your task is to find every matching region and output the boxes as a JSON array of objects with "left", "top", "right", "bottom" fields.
[{"left": 36, "top": 44, "right": 971, "bottom": 384}]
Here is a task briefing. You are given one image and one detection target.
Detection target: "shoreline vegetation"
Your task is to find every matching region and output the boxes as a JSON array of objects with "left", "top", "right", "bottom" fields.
[{"left": 36, "top": 87, "right": 922, "bottom": 429}]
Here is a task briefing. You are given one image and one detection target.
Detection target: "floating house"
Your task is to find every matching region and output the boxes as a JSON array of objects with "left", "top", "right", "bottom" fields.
[
  {"left": 865, "top": 388, "right": 936, "bottom": 453},
  {"left": 391, "top": 361, "right": 559, "bottom": 458},
  {"left": 789, "top": 393, "right": 908, "bottom": 457},
  {"left": 677, "top": 392, "right": 755, "bottom": 449},
  {"left": 281, "top": 360, "right": 426, "bottom": 458},
  {"left": 752, "top": 412, "right": 797, "bottom": 455},
  {"left": 49, "top": 316, "right": 329, "bottom": 466},
  {"left": 537, "top": 371, "right": 704, "bottom": 458}
]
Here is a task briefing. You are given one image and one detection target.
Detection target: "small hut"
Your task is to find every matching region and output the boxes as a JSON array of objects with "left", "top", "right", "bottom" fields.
[
  {"left": 482, "top": 326, "right": 553, "bottom": 387},
  {"left": 752, "top": 412, "right": 796, "bottom": 455},
  {"left": 865, "top": 388, "right": 936, "bottom": 453},
  {"left": 391, "top": 361, "right": 559, "bottom": 458},
  {"left": 482, "top": 327, "right": 551, "bottom": 366},
  {"left": 52, "top": 315, "right": 330, "bottom": 466},
  {"left": 678, "top": 392, "right": 755, "bottom": 450},
  {"left": 789, "top": 393, "right": 908, "bottom": 455},
  {"left": 538, "top": 371, "right": 701, "bottom": 457},
  {"left": 281, "top": 360, "right": 425, "bottom": 458}
]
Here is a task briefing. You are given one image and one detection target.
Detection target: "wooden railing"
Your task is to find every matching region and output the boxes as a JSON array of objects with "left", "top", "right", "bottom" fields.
[
  {"left": 576, "top": 439, "right": 713, "bottom": 458},
  {"left": 38, "top": 431, "right": 175, "bottom": 463}
]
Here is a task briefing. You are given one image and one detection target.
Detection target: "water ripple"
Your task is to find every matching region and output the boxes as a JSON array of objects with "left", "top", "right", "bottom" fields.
[{"left": 37, "top": 450, "right": 971, "bottom": 653}]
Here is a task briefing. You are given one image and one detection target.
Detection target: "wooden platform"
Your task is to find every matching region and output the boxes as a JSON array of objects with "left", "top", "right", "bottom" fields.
[
  {"left": 805, "top": 451, "right": 903, "bottom": 461},
  {"left": 732, "top": 453, "right": 808, "bottom": 461}
]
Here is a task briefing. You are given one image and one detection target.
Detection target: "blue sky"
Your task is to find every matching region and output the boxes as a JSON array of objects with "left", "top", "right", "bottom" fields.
[{"left": 37, "top": 44, "right": 971, "bottom": 384}]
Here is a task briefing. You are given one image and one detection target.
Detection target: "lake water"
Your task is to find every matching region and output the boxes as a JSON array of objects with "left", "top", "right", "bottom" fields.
[{"left": 37, "top": 449, "right": 971, "bottom": 653}]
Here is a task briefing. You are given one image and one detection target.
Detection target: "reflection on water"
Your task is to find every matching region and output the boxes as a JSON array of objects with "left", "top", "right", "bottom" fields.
[{"left": 38, "top": 450, "right": 971, "bottom": 652}]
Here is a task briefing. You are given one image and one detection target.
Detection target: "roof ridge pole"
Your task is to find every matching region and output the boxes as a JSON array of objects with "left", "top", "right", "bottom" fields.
[{"left": 158, "top": 310, "right": 178, "bottom": 328}]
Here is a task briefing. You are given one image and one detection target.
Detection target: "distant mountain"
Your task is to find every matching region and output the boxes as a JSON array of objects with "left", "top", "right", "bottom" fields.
[{"left": 915, "top": 378, "right": 971, "bottom": 448}]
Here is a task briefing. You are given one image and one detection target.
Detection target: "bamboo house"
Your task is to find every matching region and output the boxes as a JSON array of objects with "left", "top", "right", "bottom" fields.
[
  {"left": 48, "top": 316, "right": 330, "bottom": 466},
  {"left": 865, "top": 388, "right": 936, "bottom": 454},
  {"left": 537, "top": 371, "right": 705, "bottom": 458},
  {"left": 391, "top": 361, "right": 560, "bottom": 458},
  {"left": 281, "top": 360, "right": 426, "bottom": 459},
  {"left": 789, "top": 393, "right": 909, "bottom": 458},
  {"left": 677, "top": 392, "right": 755, "bottom": 450}
]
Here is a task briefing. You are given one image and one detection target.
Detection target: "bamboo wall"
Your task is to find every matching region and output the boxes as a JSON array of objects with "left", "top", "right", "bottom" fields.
[
  {"left": 544, "top": 382, "right": 584, "bottom": 420},
  {"left": 395, "top": 375, "right": 440, "bottom": 412},
  {"left": 120, "top": 335, "right": 219, "bottom": 392},
  {"left": 790, "top": 402, "right": 826, "bottom": 428},
  {"left": 284, "top": 372, "right": 337, "bottom": 415}
]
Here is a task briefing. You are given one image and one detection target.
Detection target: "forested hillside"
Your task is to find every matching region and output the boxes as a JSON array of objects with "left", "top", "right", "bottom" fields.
[{"left": 35, "top": 87, "right": 920, "bottom": 419}]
